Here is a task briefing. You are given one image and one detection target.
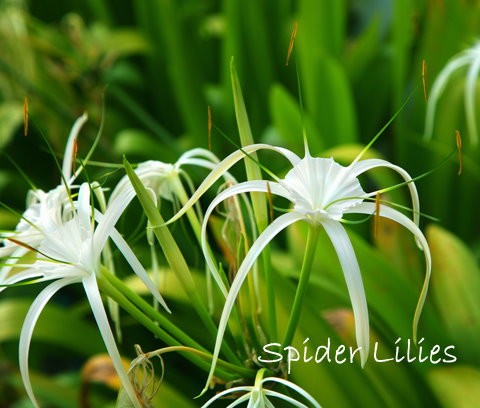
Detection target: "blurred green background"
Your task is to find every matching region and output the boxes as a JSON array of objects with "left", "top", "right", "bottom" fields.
[{"left": 1, "top": 0, "right": 480, "bottom": 407}]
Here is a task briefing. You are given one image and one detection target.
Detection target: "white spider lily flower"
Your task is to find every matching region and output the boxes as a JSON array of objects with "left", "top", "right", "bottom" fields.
[
  {"left": 110, "top": 148, "right": 254, "bottom": 310},
  {"left": 0, "top": 183, "right": 170, "bottom": 408},
  {"left": 0, "top": 113, "right": 88, "bottom": 279},
  {"left": 201, "top": 369, "right": 321, "bottom": 408},
  {"left": 165, "top": 143, "right": 430, "bottom": 394},
  {"left": 425, "top": 41, "right": 480, "bottom": 145},
  {"left": 110, "top": 148, "right": 235, "bottom": 205}
]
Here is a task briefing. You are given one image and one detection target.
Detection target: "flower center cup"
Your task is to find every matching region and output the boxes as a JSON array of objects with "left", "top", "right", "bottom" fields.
[{"left": 281, "top": 156, "right": 365, "bottom": 223}]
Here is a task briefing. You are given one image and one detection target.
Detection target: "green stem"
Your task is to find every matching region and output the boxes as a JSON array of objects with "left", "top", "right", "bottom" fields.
[
  {"left": 124, "top": 158, "right": 242, "bottom": 364},
  {"left": 102, "top": 268, "right": 204, "bottom": 351},
  {"left": 282, "top": 225, "right": 320, "bottom": 347},
  {"left": 262, "top": 248, "right": 276, "bottom": 341},
  {"left": 172, "top": 175, "right": 248, "bottom": 361},
  {"left": 99, "top": 272, "right": 252, "bottom": 379},
  {"left": 231, "top": 61, "right": 277, "bottom": 341}
]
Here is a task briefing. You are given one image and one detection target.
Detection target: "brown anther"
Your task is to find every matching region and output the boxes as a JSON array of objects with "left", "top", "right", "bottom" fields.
[
  {"left": 73, "top": 138, "right": 78, "bottom": 175},
  {"left": 23, "top": 97, "right": 28, "bottom": 136},
  {"left": 7, "top": 238, "right": 36, "bottom": 252},
  {"left": 455, "top": 129, "right": 462, "bottom": 175},
  {"left": 422, "top": 60, "right": 428, "bottom": 103},
  {"left": 374, "top": 192, "right": 381, "bottom": 238},
  {"left": 266, "top": 181, "right": 274, "bottom": 223},
  {"left": 207, "top": 105, "right": 212, "bottom": 151},
  {"left": 286, "top": 22, "right": 298, "bottom": 66}
]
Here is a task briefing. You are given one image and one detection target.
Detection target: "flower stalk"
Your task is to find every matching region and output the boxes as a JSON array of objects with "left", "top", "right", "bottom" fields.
[{"left": 283, "top": 224, "right": 321, "bottom": 348}]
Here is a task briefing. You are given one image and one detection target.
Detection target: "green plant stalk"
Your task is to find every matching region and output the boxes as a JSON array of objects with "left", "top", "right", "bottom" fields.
[
  {"left": 98, "top": 273, "right": 243, "bottom": 379},
  {"left": 171, "top": 175, "right": 248, "bottom": 361},
  {"left": 282, "top": 224, "right": 320, "bottom": 348},
  {"left": 102, "top": 268, "right": 204, "bottom": 350},
  {"left": 124, "top": 158, "right": 241, "bottom": 364},
  {"left": 231, "top": 60, "right": 277, "bottom": 342}
]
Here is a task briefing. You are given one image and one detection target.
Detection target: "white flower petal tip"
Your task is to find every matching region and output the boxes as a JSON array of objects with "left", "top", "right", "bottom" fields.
[{"left": 425, "top": 41, "right": 480, "bottom": 146}]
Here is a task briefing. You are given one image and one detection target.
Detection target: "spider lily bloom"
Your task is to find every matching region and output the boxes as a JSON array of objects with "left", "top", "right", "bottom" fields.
[
  {"left": 0, "top": 183, "right": 169, "bottom": 408},
  {"left": 0, "top": 113, "right": 88, "bottom": 280},
  {"left": 201, "top": 369, "right": 321, "bottom": 408},
  {"left": 165, "top": 143, "right": 430, "bottom": 393},
  {"left": 110, "top": 148, "right": 242, "bottom": 217},
  {"left": 111, "top": 148, "right": 250, "bottom": 301},
  {"left": 425, "top": 41, "right": 480, "bottom": 145}
]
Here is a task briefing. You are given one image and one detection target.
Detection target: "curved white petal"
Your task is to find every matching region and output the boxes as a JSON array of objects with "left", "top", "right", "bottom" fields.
[
  {"left": 345, "top": 202, "right": 431, "bottom": 343},
  {"left": 77, "top": 183, "right": 92, "bottom": 234},
  {"left": 229, "top": 393, "right": 254, "bottom": 408},
  {"left": 166, "top": 144, "right": 301, "bottom": 225},
  {"left": 263, "top": 390, "right": 310, "bottom": 408},
  {"left": 200, "top": 387, "right": 254, "bottom": 408},
  {"left": 201, "top": 180, "right": 290, "bottom": 297},
  {"left": 246, "top": 391, "right": 262, "bottom": 408},
  {"left": 0, "top": 269, "right": 49, "bottom": 294},
  {"left": 465, "top": 55, "right": 480, "bottom": 145},
  {"left": 351, "top": 158, "right": 421, "bottom": 247},
  {"left": 19, "top": 277, "right": 80, "bottom": 408},
  {"left": 94, "top": 209, "right": 171, "bottom": 313},
  {"left": 93, "top": 188, "right": 136, "bottom": 258},
  {"left": 424, "top": 56, "right": 471, "bottom": 140},
  {"left": 202, "top": 211, "right": 304, "bottom": 395},
  {"left": 262, "top": 377, "right": 321, "bottom": 408},
  {"left": 82, "top": 275, "right": 141, "bottom": 408},
  {"left": 63, "top": 112, "right": 88, "bottom": 182},
  {"left": 321, "top": 219, "right": 369, "bottom": 367}
]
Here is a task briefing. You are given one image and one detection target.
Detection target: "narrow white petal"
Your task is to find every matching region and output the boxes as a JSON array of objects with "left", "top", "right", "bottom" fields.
[
  {"left": 264, "top": 398, "right": 276, "bottom": 408},
  {"left": 93, "top": 188, "right": 136, "bottom": 257},
  {"left": 77, "top": 183, "right": 92, "bottom": 233},
  {"left": 202, "top": 211, "right": 304, "bottom": 395},
  {"left": 177, "top": 147, "right": 221, "bottom": 164},
  {"left": 465, "top": 55, "right": 480, "bottom": 145},
  {"left": 201, "top": 180, "right": 290, "bottom": 297},
  {"left": 82, "top": 275, "right": 141, "bottom": 408},
  {"left": 63, "top": 112, "right": 88, "bottom": 182},
  {"left": 345, "top": 203, "right": 431, "bottom": 343},
  {"left": 166, "top": 144, "right": 301, "bottom": 226},
  {"left": 0, "top": 269, "right": 48, "bottom": 294},
  {"left": 351, "top": 158, "right": 421, "bottom": 246},
  {"left": 321, "top": 219, "right": 370, "bottom": 367},
  {"left": 425, "top": 56, "right": 471, "bottom": 140},
  {"left": 263, "top": 390, "right": 310, "bottom": 408},
  {"left": 228, "top": 393, "right": 254, "bottom": 408},
  {"left": 19, "top": 277, "right": 80, "bottom": 408},
  {"left": 246, "top": 391, "right": 262, "bottom": 408},
  {"left": 201, "top": 387, "right": 253, "bottom": 408},
  {"left": 262, "top": 377, "right": 321, "bottom": 408},
  {"left": 102, "top": 214, "right": 171, "bottom": 313}
]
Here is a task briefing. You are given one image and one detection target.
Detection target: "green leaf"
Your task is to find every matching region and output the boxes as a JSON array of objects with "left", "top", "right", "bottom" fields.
[
  {"left": 428, "top": 366, "right": 480, "bottom": 408},
  {"left": 299, "top": 51, "right": 358, "bottom": 147},
  {"left": 427, "top": 224, "right": 480, "bottom": 364}
]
